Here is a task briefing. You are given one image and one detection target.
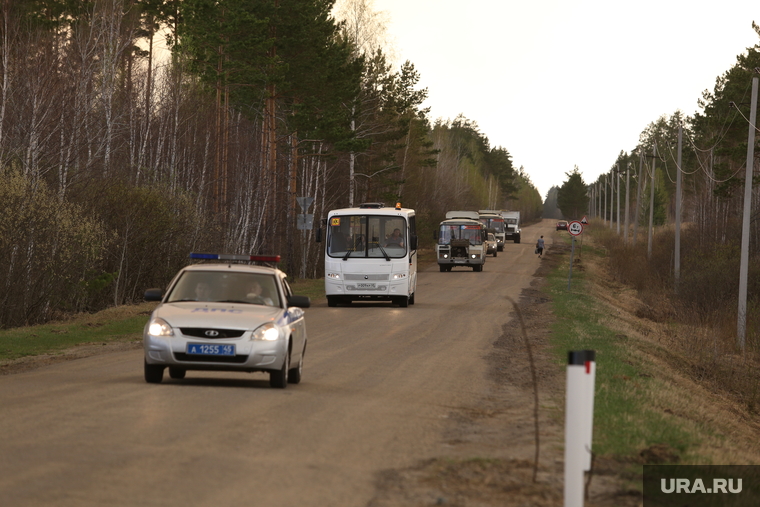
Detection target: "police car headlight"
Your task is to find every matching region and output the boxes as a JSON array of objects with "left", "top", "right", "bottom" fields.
[
  {"left": 148, "top": 317, "right": 173, "bottom": 337},
  {"left": 391, "top": 273, "right": 406, "bottom": 280},
  {"left": 252, "top": 323, "right": 280, "bottom": 341},
  {"left": 327, "top": 272, "right": 341, "bottom": 280}
]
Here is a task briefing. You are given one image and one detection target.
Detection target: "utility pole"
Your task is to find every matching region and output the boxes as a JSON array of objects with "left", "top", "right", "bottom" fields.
[
  {"left": 598, "top": 181, "right": 602, "bottom": 222},
  {"left": 624, "top": 162, "right": 630, "bottom": 243},
  {"left": 633, "top": 151, "right": 644, "bottom": 246},
  {"left": 609, "top": 169, "right": 614, "bottom": 230},
  {"left": 602, "top": 175, "right": 607, "bottom": 226},
  {"left": 616, "top": 163, "right": 621, "bottom": 235},
  {"left": 674, "top": 123, "right": 683, "bottom": 294},
  {"left": 647, "top": 144, "right": 656, "bottom": 260},
  {"left": 737, "top": 75, "right": 758, "bottom": 351}
]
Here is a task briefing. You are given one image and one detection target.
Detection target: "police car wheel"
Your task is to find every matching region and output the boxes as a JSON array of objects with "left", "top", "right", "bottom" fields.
[
  {"left": 289, "top": 356, "right": 303, "bottom": 385},
  {"left": 270, "top": 352, "right": 289, "bottom": 388},
  {"left": 144, "top": 360, "right": 164, "bottom": 384},
  {"left": 169, "top": 367, "right": 186, "bottom": 380}
]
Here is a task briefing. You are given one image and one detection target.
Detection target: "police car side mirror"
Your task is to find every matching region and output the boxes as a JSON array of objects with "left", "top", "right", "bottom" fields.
[
  {"left": 144, "top": 288, "right": 163, "bottom": 301},
  {"left": 287, "top": 295, "right": 311, "bottom": 308}
]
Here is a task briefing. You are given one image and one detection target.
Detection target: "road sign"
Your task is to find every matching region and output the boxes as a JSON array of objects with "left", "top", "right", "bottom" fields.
[
  {"left": 580, "top": 216, "right": 588, "bottom": 224},
  {"left": 568, "top": 220, "right": 583, "bottom": 236},
  {"left": 296, "top": 197, "right": 314, "bottom": 213},
  {"left": 297, "top": 214, "right": 314, "bottom": 230}
]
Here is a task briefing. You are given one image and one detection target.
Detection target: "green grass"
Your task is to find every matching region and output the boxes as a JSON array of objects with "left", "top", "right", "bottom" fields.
[
  {"left": 0, "top": 279, "right": 328, "bottom": 364},
  {"left": 286, "top": 277, "right": 326, "bottom": 301},
  {"left": 544, "top": 244, "right": 695, "bottom": 465},
  {"left": 0, "top": 312, "right": 148, "bottom": 362}
]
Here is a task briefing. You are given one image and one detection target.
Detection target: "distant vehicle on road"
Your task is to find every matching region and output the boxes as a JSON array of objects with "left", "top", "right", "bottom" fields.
[
  {"left": 478, "top": 210, "right": 506, "bottom": 251},
  {"left": 485, "top": 233, "right": 498, "bottom": 257},
  {"left": 435, "top": 211, "right": 487, "bottom": 272},
  {"left": 556, "top": 220, "right": 568, "bottom": 231},
  {"left": 502, "top": 211, "right": 521, "bottom": 243}
]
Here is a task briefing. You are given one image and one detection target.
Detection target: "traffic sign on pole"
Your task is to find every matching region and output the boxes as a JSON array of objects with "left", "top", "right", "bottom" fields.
[{"left": 568, "top": 221, "right": 583, "bottom": 236}]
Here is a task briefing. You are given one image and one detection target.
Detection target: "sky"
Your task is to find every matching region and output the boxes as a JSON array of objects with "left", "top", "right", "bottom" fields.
[{"left": 372, "top": 0, "right": 760, "bottom": 200}]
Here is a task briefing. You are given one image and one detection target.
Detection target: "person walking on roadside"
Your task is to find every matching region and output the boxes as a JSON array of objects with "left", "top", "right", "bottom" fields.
[{"left": 536, "top": 236, "right": 545, "bottom": 258}]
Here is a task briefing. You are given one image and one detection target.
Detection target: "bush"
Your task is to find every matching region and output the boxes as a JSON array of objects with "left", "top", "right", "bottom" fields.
[
  {"left": 76, "top": 181, "right": 217, "bottom": 307},
  {"left": 0, "top": 171, "right": 109, "bottom": 327}
]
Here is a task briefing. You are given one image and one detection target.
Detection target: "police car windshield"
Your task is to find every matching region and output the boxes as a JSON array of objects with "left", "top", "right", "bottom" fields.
[
  {"left": 327, "top": 215, "right": 407, "bottom": 259},
  {"left": 166, "top": 271, "right": 280, "bottom": 307}
]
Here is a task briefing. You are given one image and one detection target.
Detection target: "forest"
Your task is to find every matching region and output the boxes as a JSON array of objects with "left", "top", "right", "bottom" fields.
[{"left": 0, "top": 0, "right": 543, "bottom": 328}]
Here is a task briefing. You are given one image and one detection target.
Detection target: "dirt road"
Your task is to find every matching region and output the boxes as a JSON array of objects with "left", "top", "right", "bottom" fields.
[{"left": 0, "top": 220, "right": 626, "bottom": 506}]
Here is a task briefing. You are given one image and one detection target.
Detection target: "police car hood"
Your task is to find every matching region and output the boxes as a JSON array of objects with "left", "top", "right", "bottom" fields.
[{"left": 155, "top": 302, "right": 282, "bottom": 329}]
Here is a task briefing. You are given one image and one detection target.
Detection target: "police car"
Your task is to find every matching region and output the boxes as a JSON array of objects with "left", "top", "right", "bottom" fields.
[{"left": 142, "top": 253, "right": 310, "bottom": 388}]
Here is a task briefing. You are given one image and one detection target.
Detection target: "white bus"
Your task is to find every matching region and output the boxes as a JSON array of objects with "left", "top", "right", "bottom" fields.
[
  {"left": 319, "top": 203, "right": 418, "bottom": 307},
  {"left": 478, "top": 209, "right": 506, "bottom": 251}
]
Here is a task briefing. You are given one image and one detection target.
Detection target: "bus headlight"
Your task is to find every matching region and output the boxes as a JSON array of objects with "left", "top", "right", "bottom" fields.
[
  {"left": 327, "top": 272, "right": 341, "bottom": 280},
  {"left": 391, "top": 273, "right": 407, "bottom": 280}
]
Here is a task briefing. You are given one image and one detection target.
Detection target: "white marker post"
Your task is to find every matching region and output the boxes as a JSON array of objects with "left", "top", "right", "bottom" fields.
[
  {"left": 582, "top": 351, "right": 596, "bottom": 472},
  {"left": 565, "top": 350, "right": 596, "bottom": 507}
]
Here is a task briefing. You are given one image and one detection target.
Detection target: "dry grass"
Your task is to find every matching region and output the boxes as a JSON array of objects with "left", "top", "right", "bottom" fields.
[{"left": 583, "top": 234, "right": 760, "bottom": 465}]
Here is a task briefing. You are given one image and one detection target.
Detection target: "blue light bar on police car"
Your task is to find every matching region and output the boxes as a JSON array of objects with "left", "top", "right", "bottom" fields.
[{"left": 190, "top": 253, "right": 281, "bottom": 263}]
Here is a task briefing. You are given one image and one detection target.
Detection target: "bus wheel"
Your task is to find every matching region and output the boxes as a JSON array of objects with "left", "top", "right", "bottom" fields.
[
  {"left": 396, "top": 296, "right": 409, "bottom": 308},
  {"left": 327, "top": 296, "right": 338, "bottom": 307},
  {"left": 409, "top": 292, "right": 415, "bottom": 305}
]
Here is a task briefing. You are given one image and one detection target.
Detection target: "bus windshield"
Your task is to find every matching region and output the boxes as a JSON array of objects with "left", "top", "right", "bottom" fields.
[
  {"left": 480, "top": 217, "right": 505, "bottom": 233},
  {"left": 327, "top": 215, "right": 408, "bottom": 258},
  {"left": 438, "top": 224, "right": 483, "bottom": 245}
]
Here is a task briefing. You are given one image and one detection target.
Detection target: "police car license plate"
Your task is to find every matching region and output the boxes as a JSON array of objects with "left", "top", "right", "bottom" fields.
[
  {"left": 187, "top": 343, "right": 236, "bottom": 356},
  {"left": 357, "top": 282, "right": 375, "bottom": 289}
]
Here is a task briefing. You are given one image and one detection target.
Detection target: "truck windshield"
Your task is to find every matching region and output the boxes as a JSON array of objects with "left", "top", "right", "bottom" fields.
[
  {"left": 327, "top": 215, "right": 407, "bottom": 258},
  {"left": 438, "top": 224, "right": 483, "bottom": 245}
]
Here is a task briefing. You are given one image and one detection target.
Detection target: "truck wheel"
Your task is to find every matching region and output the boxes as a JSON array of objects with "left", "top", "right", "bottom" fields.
[
  {"left": 439, "top": 265, "right": 446, "bottom": 272},
  {"left": 515, "top": 236, "right": 521, "bottom": 243},
  {"left": 493, "top": 250, "right": 497, "bottom": 257}
]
